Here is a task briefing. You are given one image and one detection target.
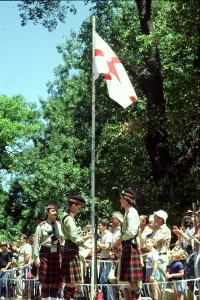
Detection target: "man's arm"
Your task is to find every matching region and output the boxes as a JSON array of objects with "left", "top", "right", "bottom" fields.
[
  {"left": 24, "top": 254, "right": 31, "bottom": 266},
  {"left": 97, "top": 241, "right": 111, "bottom": 251},
  {"left": 1, "top": 261, "right": 12, "bottom": 271}
]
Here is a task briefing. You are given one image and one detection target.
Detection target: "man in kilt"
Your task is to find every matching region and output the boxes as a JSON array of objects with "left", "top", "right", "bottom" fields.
[
  {"left": 114, "top": 188, "right": 143, "bottom": 300},
  {"left": 33, "top": 203, "right": 64, "bottom": 300},
  {"left": 61, "top": 195, "right": 92, "bottom": 300}
]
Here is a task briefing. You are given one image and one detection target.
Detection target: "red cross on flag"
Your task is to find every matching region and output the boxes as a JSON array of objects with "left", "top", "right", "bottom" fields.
[{"left": 93, "top": 32, "right": 137, "bottom": 109}]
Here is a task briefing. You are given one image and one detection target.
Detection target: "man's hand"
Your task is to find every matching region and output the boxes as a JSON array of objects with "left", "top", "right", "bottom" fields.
[
  {"left": 83, "top": 234, "right": 92, "bottom": 241},
  {"left": 114, "top": 236, "right": 123, "bottom": 249},
  {"left": 173, "top": 226, "right": 183, "bottom": 237}
]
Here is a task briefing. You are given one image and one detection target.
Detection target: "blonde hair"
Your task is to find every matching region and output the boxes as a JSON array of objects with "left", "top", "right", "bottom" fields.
[
  {"left": 145, "top": 237, "right": 157, "bottom": 248},
  {"left": 168, "top": 248, "right": 188, "bottom": 262}
]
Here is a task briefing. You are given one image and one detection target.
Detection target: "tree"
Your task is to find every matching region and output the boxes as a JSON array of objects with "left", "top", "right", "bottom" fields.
[
  {"left": 9, "top": 0, "right": 200, "bottom": 233},
  {"left": 17, "top": 0, "right": 77, "bottom": 31},
  {"left": 0, "top": 94, "right": 43, "bottom": 239}
]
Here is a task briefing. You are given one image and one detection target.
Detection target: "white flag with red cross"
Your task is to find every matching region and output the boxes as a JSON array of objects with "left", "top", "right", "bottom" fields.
[{"left": 93, "top": 32, "right": 137, "bottom": 109}]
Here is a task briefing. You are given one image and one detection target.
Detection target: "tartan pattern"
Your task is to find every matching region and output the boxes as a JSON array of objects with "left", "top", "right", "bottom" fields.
[
  {"left": 120, "top": 243, "right": 143, "bottom": 282},
  {"left": 39, "top": 251, "right": 61, "bottom": 284},
  {"left": 61, "top": 241, "right": 82, "bottom": 284}
]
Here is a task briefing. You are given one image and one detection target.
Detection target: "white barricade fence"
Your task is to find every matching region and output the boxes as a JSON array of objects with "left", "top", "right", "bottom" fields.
[{"left": 1, "top": 259, "right": 200, "bottom": 299}]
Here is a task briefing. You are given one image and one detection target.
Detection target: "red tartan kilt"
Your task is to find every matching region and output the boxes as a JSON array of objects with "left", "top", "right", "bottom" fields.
[
  {"left": 61, "top": 241, "right": 82, "bottom": 284},
  {"left": 120, "top": 243, "right": 143, "bottom": 282},
  {"left": 39, "top": 252, "right": 61, "bottom": 284}
]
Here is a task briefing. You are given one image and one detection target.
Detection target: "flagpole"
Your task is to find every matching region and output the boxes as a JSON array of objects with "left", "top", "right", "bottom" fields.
[{"left": 91, "top": 15, "right": 97, "bottom": 300}]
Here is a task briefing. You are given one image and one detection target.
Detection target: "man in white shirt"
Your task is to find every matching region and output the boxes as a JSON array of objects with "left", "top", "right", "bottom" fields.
[
  {"left": 14, "top": 234, "right": 32, "bottom": 299},
  {"left": 152, "top": 210, "right": 171, "bottom": 284},
  {"left": 97, "top": 218, "right": 114, "bottom": 300}
]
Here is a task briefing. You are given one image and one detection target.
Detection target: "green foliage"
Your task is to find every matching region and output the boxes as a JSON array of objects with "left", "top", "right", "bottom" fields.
[
  {"left": 18, "top": 0, "right": 77, "bottom": 31},
  {"left": 0, "top": 94, "right": 43, "bottom": 241}
]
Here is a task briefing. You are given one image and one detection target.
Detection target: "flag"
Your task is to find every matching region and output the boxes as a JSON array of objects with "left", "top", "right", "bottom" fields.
[{"left": 93, "top": 32, "right": 137, "bottom": 109}]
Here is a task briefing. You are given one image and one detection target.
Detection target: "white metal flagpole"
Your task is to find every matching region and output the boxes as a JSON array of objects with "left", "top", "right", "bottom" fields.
[{"left": 91, "top": 15, "right": 97, "bottom": 300}]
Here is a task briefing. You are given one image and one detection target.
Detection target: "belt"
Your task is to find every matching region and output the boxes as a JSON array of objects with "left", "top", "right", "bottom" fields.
[
  {"left": 64, "top": 240, "right": 79, "bottom": 251},
  {"left": 122, "top": 238, "right": 137, "bottom": 247},
  {"left": 40, "top": 246, "right": 58, "bottom": 253}
]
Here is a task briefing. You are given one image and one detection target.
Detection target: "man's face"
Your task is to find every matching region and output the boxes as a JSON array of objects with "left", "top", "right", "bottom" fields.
[
  {"left": 46, "top": 208, "right": 58, "bottom": 221},
  {"left": 154, "top": 214, "right": 162, "bottom": 226},
  {"left": 19, "top": 237, "right": 26, "bottom": 245},
  {"left": 0, "top": 245, "right": 6, "bottom": 252},
  {"left": 139, "top": 216, "right": 146, "bottom": 227},
  {"left": 98, "top": 223, "right": 106, "bottom": 233},
  {"left": 110, "top": 215, "right": 119, "bottom": 227},
  {"left": 29, "top": 235, "right": 34, "bottom": 243}
]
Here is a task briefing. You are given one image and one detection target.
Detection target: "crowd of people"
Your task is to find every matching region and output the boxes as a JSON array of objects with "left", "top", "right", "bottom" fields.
[{"left": 0, "top": 189, "right": 200, "bottom": 300}]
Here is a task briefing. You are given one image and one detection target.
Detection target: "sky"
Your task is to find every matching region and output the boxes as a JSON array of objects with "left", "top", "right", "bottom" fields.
[{"left": 0, "top": 1, "right": 93, "bottom": 107}]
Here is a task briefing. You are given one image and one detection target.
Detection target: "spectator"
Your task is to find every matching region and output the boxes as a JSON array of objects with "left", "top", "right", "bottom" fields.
[
  {"left": 97, "top": 218, "right": 114, "bottom": 300},
  {"left": 33, "top": 203, "right": 64, "bottom": 300},
  {"left": 145, "top": 238, "right": 160, "bottom": 300},
  {"left": 29, "top": 234, "right": 35, "bottom": 248},
  {"left": 0, "top": 241, "right": 12, "bottom": 299},
  {"left": 146, "top": 214, "right": 158, "bottom": 238},
  {"left": 15, "top": 234, "right": 32, "bottom": 299},
  {"left": 110, "top": 212, "right": 123, "bottom": 260},
  {"left": 173, "top": 211, "right": 200, "bottom": 292},
  {"left": 9, "top": 241, "right": 19, "bottom": 268},
  {"left": 151, "top": 210, "right": 171, "bottom": 284},
  {"left": 166, "top": 249, "right": 188, "bottom": 300},
  {"left": 138, "top": 215, "right": 152, "bottom": 282},
  {"left": 114, "top": 187, "right": 143, "bottom": 300},
  {"left": 109, "top": 211, "right": 129, "bottom": 300}
]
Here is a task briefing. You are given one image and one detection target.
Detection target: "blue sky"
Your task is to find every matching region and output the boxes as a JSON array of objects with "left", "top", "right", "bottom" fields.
[{"left": 0, "top": 1, "right": 92, "bottom": 107}]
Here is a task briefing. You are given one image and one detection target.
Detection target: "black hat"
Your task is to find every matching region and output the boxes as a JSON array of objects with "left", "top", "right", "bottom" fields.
[
  {"left": 46, "top": 203, "right": 58, "bottom": 210},
  {"left": 68, "top": 195, "right": 85, "bottom": 205},
  {"left": 121, "top": 187, "right": 136, "bottom": 204}
]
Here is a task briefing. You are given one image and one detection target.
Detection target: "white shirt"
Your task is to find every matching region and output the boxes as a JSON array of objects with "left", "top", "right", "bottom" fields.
[
  {"left": 146, "top": 249, "right": 159, "bottom": 269},
  {"left": 100, "top": 230, "right": 113, "bottom": 259}
]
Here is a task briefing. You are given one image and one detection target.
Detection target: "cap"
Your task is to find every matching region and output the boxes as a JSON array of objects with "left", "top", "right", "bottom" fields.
[
  {"left": 68, "top": 195, "right": 85, "bottom": 205},
  {"left": 182, "top": 210, "right": 193, "bottom": 217},
  {"left": 46, "top": 203, "right": 58, "bottom": 210},
  {"left": 0, "top": 241, "right": 7, "bottom": 246},
  {"left": 113, "top": 211, "right": 123, "bottom": 223},
  {"left": 154, "top": 210, "right": 168, "bottom": 223},
  {"left": 121, "top": 187, "right": 136, "bottom": 204}
]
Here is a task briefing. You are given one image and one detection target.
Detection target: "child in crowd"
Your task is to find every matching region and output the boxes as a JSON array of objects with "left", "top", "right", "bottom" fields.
[
  {"left": 145, "top": 238, "right": 160, "bottom": 300},
  {"left": 166, "top": 249, "right": 188, "bottom": 300}
]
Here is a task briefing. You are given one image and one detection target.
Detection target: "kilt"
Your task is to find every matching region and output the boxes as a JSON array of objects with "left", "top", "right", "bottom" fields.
[
  {"left": 120, "top": 242, "right": 143, "bottom": 282},
  {"left": 61, "top": 240, "right": 82, "bottom": 284},
  {"left": 39, "top": 251, "right": 61, "bottom": 284}
]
